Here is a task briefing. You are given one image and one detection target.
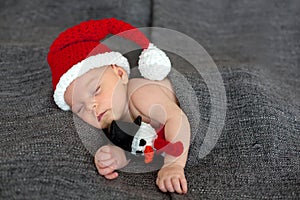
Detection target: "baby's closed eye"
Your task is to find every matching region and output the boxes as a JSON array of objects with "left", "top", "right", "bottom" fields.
[{"left": 94, "top": 85, "right": 101, "bottom": 95}]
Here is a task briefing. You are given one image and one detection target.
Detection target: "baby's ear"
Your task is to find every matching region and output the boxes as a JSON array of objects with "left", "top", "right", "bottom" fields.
[
  {"left": 112, "top": 65, "right": 128, "bottom": 84},
  {"left": 120, "top": 69, "right": 129, "bottom": 84}
]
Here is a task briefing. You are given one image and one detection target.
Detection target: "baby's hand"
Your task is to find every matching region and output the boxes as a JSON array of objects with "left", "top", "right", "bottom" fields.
[
  {"left": 156, "top": 164, "right": 187, "bottom": 194},
  {"left": 94, "top": 145, "right": 129, "bottom": 179}
]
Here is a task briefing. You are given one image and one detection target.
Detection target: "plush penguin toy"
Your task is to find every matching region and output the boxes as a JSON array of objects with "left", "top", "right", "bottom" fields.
[{"left": 103, "top": 116, "right": 183, "bottom": 163}]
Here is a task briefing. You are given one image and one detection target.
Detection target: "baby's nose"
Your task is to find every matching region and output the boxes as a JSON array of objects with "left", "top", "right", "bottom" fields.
[
  {"left": 93, "top": 102, "right": 102, "bottom": 116},
  {"left": 92, "top": 102, "right": 98, "bottom": 112}
]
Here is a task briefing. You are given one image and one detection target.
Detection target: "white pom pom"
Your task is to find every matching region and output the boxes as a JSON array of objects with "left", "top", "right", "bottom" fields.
[{"left": 138, "top": 43, "right": 171, "bottom": 80}]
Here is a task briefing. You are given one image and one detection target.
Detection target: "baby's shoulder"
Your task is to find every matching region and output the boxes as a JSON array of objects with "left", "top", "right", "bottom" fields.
[
  {"left": 128, "top": 78, "right": 178, "bottom": 104},
  {"left": 128, "top": 78, "right": 174, "bottom": 95}
]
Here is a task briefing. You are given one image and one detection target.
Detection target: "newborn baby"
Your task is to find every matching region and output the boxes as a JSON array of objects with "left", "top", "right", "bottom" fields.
[{"left": 48, "top": 18, "right": 191, "bottom": 194}]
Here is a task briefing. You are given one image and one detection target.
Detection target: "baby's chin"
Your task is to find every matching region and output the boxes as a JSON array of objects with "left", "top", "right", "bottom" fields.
[
  {"left": 96, "top": 121, "right": 110, "bottom": 129},
  {"left": 96, "top": 117, "right": 114, "bottom": 129},
  {"left": 94, "top": 110, "right": 124, "bottom": 129}
]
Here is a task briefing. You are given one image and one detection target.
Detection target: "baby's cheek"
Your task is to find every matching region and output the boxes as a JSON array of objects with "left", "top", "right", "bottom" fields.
[{"left": 111, "top": 90, "right": 127, "bottom": 115}]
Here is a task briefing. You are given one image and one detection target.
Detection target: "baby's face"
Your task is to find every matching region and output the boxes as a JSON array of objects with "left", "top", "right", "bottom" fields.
[{"left": 64, "top": 65, "right": 129, "bottom": 129}]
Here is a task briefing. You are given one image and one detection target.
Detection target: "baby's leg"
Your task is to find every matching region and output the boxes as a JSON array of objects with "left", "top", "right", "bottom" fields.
[{"left": 94, "top": 145, "right": 129, "bottom": 179}]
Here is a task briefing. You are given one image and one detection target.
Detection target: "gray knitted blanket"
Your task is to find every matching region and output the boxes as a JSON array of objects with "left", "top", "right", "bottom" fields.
[{"left": 1, "top": 0, "right": 299, "bottom": 199}]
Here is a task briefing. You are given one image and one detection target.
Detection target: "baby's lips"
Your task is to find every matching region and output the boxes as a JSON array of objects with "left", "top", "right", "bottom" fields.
[{"left": 97, "top": 111, "right": 107, "bottom": 122}]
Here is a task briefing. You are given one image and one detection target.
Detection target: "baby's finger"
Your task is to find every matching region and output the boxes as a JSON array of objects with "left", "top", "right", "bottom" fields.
[
  {"left": 180, "top": 177, "right": 188, "bottom": 194},
  {"left": 156, "top": 178, "right": 167, "bottom": 193},
  {"left": 164, "top": 179, "right": 174, "bottom": 193},
  {"left": 95, "top": 152, "right": 112, "bottom": 161},
  {"left": 97, "top": 166, "right": 115, "bottom": 176},
  {"left": 97, "top": 158, "right": 116, "bottom": 168},
  {"left": 171, "top": 177, "right": 182, "bottom": 194},
  {"left": 100, "top": 146, "right": 111, "bottom": 153},
  {"left": 104, "top": 171, "right": 119, "bottom": 180}
]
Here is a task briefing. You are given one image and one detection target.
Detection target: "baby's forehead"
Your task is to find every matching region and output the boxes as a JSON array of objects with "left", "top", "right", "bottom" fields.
[
  {"left": 68, "top": 66, "right": 107, "bottom": 93},
  {"left": 77, "top": 65, "right": 109, "bottom": 82},
  {"left": 87, "top": 65, "right": 109, "bottom": 75}
]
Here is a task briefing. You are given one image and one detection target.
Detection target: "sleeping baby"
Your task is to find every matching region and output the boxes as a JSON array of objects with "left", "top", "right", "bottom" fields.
[{"left": 48, "top": 18, "right": 191, "bottom": 194}]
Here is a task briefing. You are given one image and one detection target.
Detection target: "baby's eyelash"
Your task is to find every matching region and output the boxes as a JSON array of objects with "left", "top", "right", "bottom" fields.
[{"left": 95, "top": 85, "right": 101, "bottom": 94}]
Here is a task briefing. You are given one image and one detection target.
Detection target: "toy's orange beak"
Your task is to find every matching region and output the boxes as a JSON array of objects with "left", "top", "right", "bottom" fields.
[{"left": 144, "top": 146, "right": 154, "bottom": 163}]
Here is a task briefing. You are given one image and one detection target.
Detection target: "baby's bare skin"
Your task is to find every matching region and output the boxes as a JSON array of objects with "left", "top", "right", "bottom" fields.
[
  {"left": 65, "top": 65, "right": 190, "bottom": 194},
  {"left": 128, "top": 78, "right": 190, "bottom": 194},
  {"left": 94, "top": 145, "right": 128, "bottom": 179}
]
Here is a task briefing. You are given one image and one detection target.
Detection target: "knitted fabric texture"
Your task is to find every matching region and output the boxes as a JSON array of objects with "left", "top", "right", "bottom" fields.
[
  {"left": 48, "top": 18, "right": 149, "bottom": 90},
  {"left": 47, "top": 18, "right": 172, "bottom": 110}
]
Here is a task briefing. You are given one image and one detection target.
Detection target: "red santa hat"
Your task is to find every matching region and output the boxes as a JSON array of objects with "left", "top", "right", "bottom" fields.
[{"left": 47, "top": 18, "right": 171, "bottom": 111}]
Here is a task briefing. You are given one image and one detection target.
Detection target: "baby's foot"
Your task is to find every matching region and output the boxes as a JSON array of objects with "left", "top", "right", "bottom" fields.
[{"left": 94, "top": 145, "right": 129, "bottom": 179}]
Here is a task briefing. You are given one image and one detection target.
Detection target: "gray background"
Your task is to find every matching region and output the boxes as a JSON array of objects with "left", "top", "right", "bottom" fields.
[{"left": 1, "top": 0, "right": 299, "bottom": 199}]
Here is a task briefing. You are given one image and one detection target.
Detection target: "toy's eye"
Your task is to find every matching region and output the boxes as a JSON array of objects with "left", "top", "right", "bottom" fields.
[{"left": 139, "top": 139, "right": 146, "bottom": 146}]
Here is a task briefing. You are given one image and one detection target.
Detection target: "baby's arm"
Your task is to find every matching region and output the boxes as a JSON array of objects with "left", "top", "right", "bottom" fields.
[
  {"left": 94, "top": 145, "right": 129, "bottom": 179},
  {"left": 156, "top": 111, "right": 190, "bottom": 194},
  {"left": 130, "top": 83, "right": 191, "bottom": 194}
]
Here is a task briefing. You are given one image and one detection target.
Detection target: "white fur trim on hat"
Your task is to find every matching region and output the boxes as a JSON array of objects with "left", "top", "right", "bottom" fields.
[
  {"left": 138, "top": 43, "right": 171, "bottom": 81},
  {"left": 54, "top": 52, "right": 130, "bottom": 111}
]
